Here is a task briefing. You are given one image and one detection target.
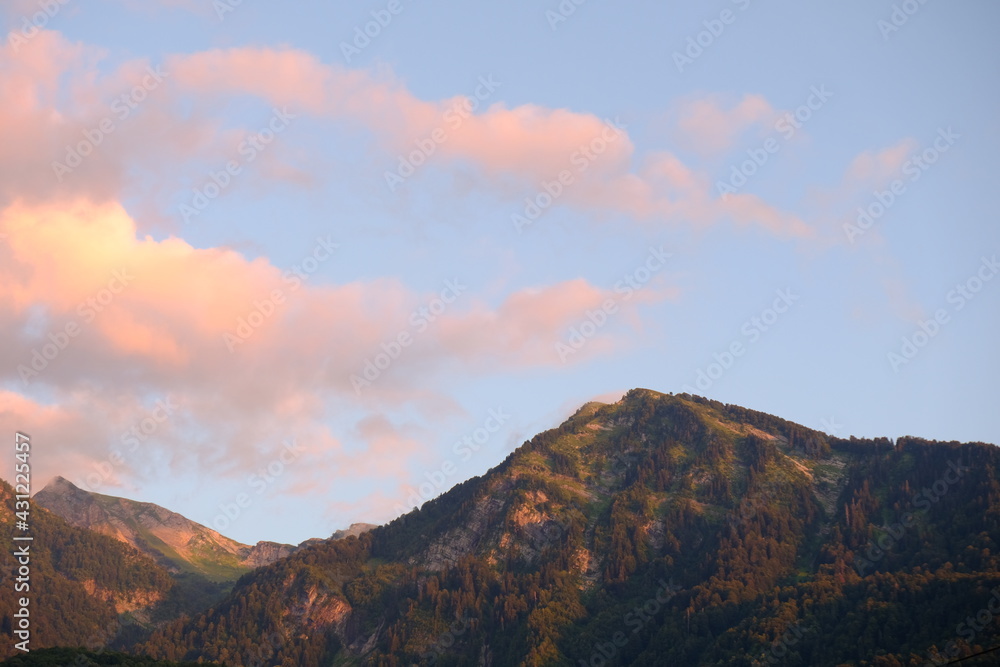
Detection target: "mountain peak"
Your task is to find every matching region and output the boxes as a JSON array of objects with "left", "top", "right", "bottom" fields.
[
  {"left": 127, "top": 393, "right": 1000, "bottom": 666},
  {"left": 39, "top": 475, "right": 90, "bottom": 501},
  {"left": 34, "top": 479, "right": 297, "bottom": 581},
  {"left": 330, "top": 522, "right": 377, "bottom": 540},
  {"left": 43, "top": 474, "right": 77, "bottom": 490}
]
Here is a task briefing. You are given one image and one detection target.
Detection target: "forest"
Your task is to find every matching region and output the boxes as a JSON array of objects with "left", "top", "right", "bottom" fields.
[{"left": 3, "top": 390, "right": 1000, "bottom": 665}]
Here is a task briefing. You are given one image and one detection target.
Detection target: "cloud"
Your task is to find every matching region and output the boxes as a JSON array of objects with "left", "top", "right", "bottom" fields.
[
  {"left": 167, "top": 48, "right": 634, "bottom": 184},
  {"left": 671, "top": 94, "right": 778, "bottom": 157},
  {"left": 0, "top": 29, "right": 927, "bottom": 524},
  {"left": 0, "top": 34, "right": 822, "bottom": 239},
  {"left": 0, "top": 390, "right": 115, "bottom": 488},
  {"left": 1, "top": 199, "right": 634, "bottom": 389},
  {"left": 799, "top": 137, "right": 920, "bottom": 247},
  {"left": 842, "top": 139, "right": 920, "bottom": 187},
  {"left": 164, "top": 46, "right": 810, "bottom": 237},
  {"left": 559, "top": 151, "right": 813, "bottom": 238},
  {"left": 0, "top": 199, "right": 669, "bottom": 490},
  {"left": 437, "top": 278, "right": 677, "bottom": 368}
]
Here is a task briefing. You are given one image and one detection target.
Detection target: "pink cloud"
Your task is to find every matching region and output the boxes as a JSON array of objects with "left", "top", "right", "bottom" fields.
[
  {"left": 1, "top": 200, "right": 667, "bottom": 493},
  {"left": 672, "top": 94, "right": 778, "bottom": 157},
  {"left": 564, "top": 152, "right": 814, "bottom": 238},
  {"left": 0, "top": 34, "right": 821, "bottom": 239},
  {"left": 0, "top": 390, "right": 102, "bottom": 486},
  {"left": 167, "top": 48, "right": 632, "bottom": 184},
  {"left": 800, "top": 138, "right": 921, "bottom": 246},
  {"left": 843, "top": 139, "right": 919, "bottom": 187},
  {"left": 163, "top": 46, "right": 810, "bottom": 237}
]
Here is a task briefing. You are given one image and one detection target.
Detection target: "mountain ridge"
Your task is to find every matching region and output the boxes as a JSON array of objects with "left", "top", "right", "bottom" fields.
[
  {"left": 5, "top": 389, "right": 998, "bottom": 664},
  {"left": 128, "top": 389, "right": 1000, "bottom": 666},
  {"left": 33, "top": 476, "right": 375, "bottom": 582}
]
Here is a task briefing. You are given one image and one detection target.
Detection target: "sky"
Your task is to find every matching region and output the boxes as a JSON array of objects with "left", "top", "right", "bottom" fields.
[{"left": 0, "top": 0, "right": 997, "bottom": 545}]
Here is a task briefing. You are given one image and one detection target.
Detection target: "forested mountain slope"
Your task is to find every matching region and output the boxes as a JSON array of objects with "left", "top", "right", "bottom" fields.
[
  {"left": 0, "top": 479, "right": 176, "bottom": 658},
  {"left": 131, "top": 389, "right": 1000, "bottom": 666}
]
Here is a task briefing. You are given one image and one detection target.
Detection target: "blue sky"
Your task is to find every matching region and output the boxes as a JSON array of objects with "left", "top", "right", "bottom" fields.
[{"left": 1, "top": 0, "right": 997, "bottom": 545}]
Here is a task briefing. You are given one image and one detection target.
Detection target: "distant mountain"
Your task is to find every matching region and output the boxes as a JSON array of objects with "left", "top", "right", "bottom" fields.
[
  {"left": 34, "top": 477, "right": 313, "bottom": 581},
  {"left": 0, "top": 478, "right": 378, "bottom": 661},
  {"left": 131, "top": 389, "right": 1000, "bottom": 666},
  {"left": 331, "top": 522, "right": 378, "bottom": 541},
  {"left": 0, "top": 478, "right": 175, "bottom": 658}
]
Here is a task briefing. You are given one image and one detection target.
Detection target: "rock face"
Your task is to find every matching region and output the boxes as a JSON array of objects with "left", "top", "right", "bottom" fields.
[
  {"left": 242, "top": 540, "right": 298, "bottom": 568},
  {"left": 34, "top": 476, "right": 302, "bottom": 580}
]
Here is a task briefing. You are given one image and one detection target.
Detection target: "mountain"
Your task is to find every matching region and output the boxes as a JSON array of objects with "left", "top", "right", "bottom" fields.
[
  {"left": 125, "top": 389, "right": 1000, "bottom": 666},
  {"left": 0, "top": 478, "right": 176, "bottom": 658},
  {"left": 331, "top": 522, "right": 379, "bottom": 541},
  {"left": 34, "top": 477, "right": 319, "bottom": 581},
  {"left": 0, "top": 477, "right": 378, "bottom": 662}
]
